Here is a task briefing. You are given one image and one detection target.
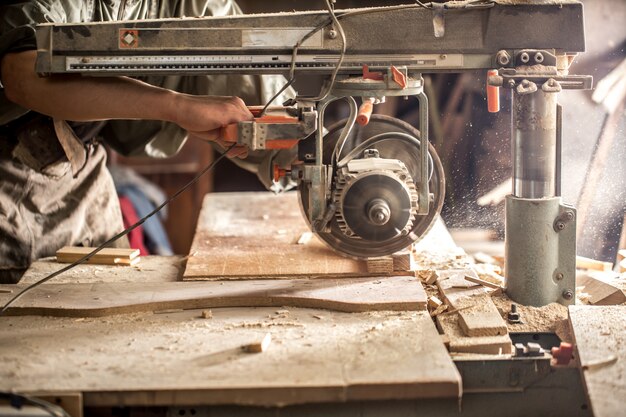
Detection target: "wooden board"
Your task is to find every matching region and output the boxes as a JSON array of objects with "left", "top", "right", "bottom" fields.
[
  {"left": 19, "top": 256, "right": 184, "bottom": 285},
  {"left": 183, "top": 192, "right": 415, "bottom": 280},
  {"left": 569, "top": 305, "right": 626, "bottom": 417},
  {"left": 0, "top": 308, "right": 461, "bottom": 406},
  {"left": 436, "top": 312, "right": 512, "bottom": 355},
  {"left": 56, "top": 246, "right": 140, "bottom": 265},
  {"left": 576, "top": 273, "right": 626, "bottom": 305},
  {"left": 0, "top": 276, "right": 427, "bottom": 317}
]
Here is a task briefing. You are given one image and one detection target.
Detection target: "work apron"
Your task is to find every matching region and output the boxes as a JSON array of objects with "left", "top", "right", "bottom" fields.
[{"left": 0, "top": 114, "right": 126, "bottom": 283}]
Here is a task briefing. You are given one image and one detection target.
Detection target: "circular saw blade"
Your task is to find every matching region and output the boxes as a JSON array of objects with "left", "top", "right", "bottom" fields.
[{"left": 299, "top": 115, "right": 445, "bottom": 259}]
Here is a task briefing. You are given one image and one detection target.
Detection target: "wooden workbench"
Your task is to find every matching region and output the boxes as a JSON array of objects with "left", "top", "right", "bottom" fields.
[{"left": 0, "top": 192, "right": 462, "bottom": 411}]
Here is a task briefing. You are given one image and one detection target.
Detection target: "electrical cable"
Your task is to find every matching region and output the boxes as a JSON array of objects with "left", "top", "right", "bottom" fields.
[
  {"left": 0, "top": 144, "right": 236, "bottom": 316},
  {"left": 0, "top": 391, "right": 71, "bottom": 417}
]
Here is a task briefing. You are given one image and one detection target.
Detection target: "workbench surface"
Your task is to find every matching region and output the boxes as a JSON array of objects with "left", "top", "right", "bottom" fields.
[{"left": 0, "top": 298, "right": 460, "bottom": 407}]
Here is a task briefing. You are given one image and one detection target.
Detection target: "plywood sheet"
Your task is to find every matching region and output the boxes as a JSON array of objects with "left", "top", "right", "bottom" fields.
[
  {"left": 0, "top": 276, "right": 426, "bottom": 317},
  {"left": 183, "top": 192, "right": 410, "bottom": 280},
  {"left": 0, "top": 308, "right": 461, "bottom": 406},
  {"left": 569, "top": 305, "right": 626, "bottom": 417}
]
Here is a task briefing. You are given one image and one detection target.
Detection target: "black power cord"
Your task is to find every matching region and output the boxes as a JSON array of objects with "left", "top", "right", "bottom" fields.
[
  {"left": 0, "top": 144, "right": 236, "bottom": 315},
  {"left": 0, "top": 391, "right": 71, "bottom": 417}
]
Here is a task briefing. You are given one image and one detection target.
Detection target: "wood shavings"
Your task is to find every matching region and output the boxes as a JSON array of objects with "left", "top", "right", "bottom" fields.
[
  {"left": 417, "top": 269, "right": 439, "bottom": 285},
  {"left": 583, "top": 355, "right": 618, "bottom": 371}
]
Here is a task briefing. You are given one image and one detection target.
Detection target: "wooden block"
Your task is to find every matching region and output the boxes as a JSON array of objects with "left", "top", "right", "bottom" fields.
[
  {"left": 457, "top": 294, "right": 508, "bottom": 337},
  {"left": 392, "top": 251, "right": 412, "bottom": 272},
  {"left": 437, "top": 313, "right": 512, "bottom": 354},
  {"left": 428, "top": 296, "right": 443, "bottom": 310},
  {"left": 576, "top": 256, "right": 613, "bottom": 272},
  {"left": 619, "top": 258, "right": 626, "bottom": 274},
  {"left": 576, "top": 274, "right": 626, "bottom": 305},
  {"left": 367, "top": 257, "right": 394, "bottom": 274},
  {"left": 243, "top": 333, "right": 272, "bottom": 353},
  {"left": 56, "top": 246, "right": 140, "bottom": 266}
]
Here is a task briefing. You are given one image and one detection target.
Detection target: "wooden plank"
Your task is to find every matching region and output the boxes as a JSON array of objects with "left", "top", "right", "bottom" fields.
[
  {"left": 576, "top": 274, "right": 626, "bottom": 305},
  {"left": 20, "top": 256, "right": 184, "bottom": 285},
  {"left": 0, "top": 308, "right": 460, "bottom": 406},
  {"left": 436, "top": 313, "right": 512, "bottom": 355},
  {"left": 569, "top": 306, "right": 626, "bottom": 417},
  {"left": 576, "top": 256, "right": 613, "bottom": 272},
  {"left": 0, "top": 276, "right": 427, "bottom": 317},
  {"left": 457, "top": 294, "right": 508, "bottom": 337},
  {"left": 184, "top": 192, "right": 376, "bottom": 280},
  {"left": 56, "top": 246, "right": 140, "bottom": 266}
]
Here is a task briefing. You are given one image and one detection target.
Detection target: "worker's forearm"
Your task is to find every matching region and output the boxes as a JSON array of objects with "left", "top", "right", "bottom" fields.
[{"left": 1, "top": 51, "right": 179, "bottom": 123}]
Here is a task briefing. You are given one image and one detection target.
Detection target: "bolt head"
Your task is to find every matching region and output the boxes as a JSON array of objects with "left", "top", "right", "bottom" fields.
[
  {"left": 556, "top": 272, "right": 564, "bottom": 281},
  {"left": 562, "top": 289, "right": 574, "bottom": 300}
]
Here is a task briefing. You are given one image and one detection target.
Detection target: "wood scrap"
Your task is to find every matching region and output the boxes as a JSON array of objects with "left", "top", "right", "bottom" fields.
[
  {"left": 576, "top": 274, "right": 626, "bottom": 305},
  {"left": 391, "top": 251, "right": 412, "bottom": 272},
  {"left": 296, "top": 232, "right": 313, "bottom": 245},
  {"left": 427, "top": 296, "right": 443, "bottom": 310},
  {"left": 366, "top": 257, "right": 394, "bottom": 274},
  {"left": 472, "top": 252, "right": 496, "bottom": 264},
  {"left": 457, "top": 294, "right": 508, "bottom": 337},
  {"left": 417, "top": 269, "right": 439, "bottom": 285},
  {"left": 576, "top": 256, "right": 613, "bottom": 272},
  {"left": 472, "top": 263, "right": 504, "bottom": 285},
  {"left": 243, "top": 333, "right": 272, "bottom": 353},
  {"left": 201, "top": 310, "right": 213, "bottom": 319},
  {"left": 436, "top": 269, "right": 511, "bottom": 349},
  {"left": 436, "top": 313, "right": 512, "bottom": 354},
  {"left": 464, "top": 274, "right": 503, "bottom": 290},
  {"left": 56, "top": 246, "right": 140, "bottom": 266},
  {"left": 618, "top": 250, "right": 626, "bottom": 273},
  {"left": 429, "top": 304, "right": 448, "bottom": 317}
]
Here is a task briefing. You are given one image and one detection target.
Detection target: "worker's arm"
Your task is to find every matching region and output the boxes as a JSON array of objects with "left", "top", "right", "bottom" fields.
[{"left": 0, "top": 50, "right": 253, "bottom": 142}]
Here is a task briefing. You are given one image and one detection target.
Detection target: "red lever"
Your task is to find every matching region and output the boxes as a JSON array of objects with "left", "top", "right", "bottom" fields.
[
  {"left": 487, "top": 69, "right": 500, "bottom": 113},
  {"left": 551, "top": 342, "right": 574, "bottom": 366}
]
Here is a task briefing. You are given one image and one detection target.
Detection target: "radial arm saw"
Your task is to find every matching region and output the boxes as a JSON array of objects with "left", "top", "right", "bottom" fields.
[{"left": 34, "top": 0, "right": 592, "bottom": 307}]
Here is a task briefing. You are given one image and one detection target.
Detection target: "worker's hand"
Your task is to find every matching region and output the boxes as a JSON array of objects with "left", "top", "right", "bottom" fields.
[{"left": 173, "top": 94, "right": 253, "bottom": 158}]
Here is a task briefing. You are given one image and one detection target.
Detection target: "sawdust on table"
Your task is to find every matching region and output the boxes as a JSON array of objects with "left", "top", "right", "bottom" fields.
[{"left": 490, "top": 292, "right": 572, "bottom": 342}]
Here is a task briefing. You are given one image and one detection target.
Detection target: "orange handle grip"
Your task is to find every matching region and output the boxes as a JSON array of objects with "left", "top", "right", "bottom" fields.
[
  {"left": 357, "top": 101, "right": 374, "bottom": 126},
  {"left": 487, "top": 69, "right": 500, "bottom": 113}
]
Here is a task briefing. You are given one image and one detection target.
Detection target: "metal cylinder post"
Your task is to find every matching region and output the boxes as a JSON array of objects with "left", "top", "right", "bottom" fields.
[
  {"left": 512, "top": 87, "right": 557, "bottom": 198},
  {"left": 505, "top": 82, "right": 576, "bottom": 307}
]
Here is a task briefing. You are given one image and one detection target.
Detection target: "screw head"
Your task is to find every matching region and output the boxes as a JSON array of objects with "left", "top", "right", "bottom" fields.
[
  {"left": 556, "top": 222, "right": 565, "bottom": 230},
  {"left": 562, "top": 289, "right": 574, "bottom": 300},
  {"left": 556, "top": 272, "right": 564, "bottom": 281}
]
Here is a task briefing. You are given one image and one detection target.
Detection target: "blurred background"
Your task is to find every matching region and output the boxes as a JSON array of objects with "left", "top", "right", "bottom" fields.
[{"left": 106, "top": 0, "right": 626, "bottom": 266}]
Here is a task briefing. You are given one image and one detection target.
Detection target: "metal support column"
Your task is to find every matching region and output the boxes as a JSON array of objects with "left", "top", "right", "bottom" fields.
[{"left": 505, "top": 81, "right": 576, "bottom": 307}]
